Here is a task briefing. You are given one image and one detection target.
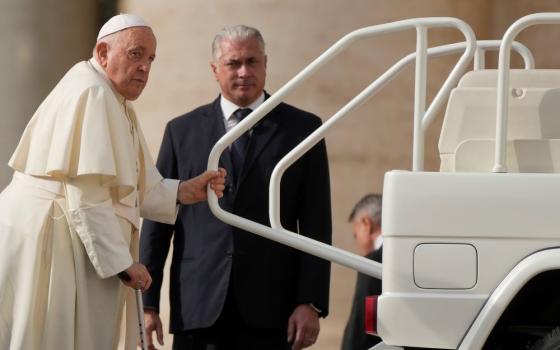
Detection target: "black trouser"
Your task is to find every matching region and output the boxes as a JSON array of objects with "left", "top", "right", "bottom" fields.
[{"left": 172, "top": 284, "right": 290, "bottom": 350}]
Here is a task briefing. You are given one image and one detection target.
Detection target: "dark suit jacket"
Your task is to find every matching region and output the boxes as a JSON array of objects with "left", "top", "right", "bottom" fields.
[
  {"left": 341, "top": 247, "right": 382, "bottom": 350},
  {"left": 140, "top": 95, "right": 332, "bottom": 333}
]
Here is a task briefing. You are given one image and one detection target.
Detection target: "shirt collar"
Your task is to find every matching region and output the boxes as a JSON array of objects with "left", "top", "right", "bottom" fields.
[
  {"left": 88, "top": 57, "right": 126, "bottom": 104},
  {"left": 374, "top": 234, "right": 383, "bottom": 250},
  {"left": 220, "top": 92, "right": 265, "bottom": 121}
]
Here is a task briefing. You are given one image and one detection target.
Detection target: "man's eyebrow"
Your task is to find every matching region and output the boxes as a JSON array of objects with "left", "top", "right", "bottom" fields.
[
  {"left": 226, "top": 56, "right": 257, "bottom": 61},
  {"left": 128, "top": 44, "right": 146, "bottom": 51}
]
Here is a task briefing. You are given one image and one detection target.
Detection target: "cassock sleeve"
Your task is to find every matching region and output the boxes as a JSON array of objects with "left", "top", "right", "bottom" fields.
[
  {"left": 65, "top": 174, "right": 133, "bottom": 278},
  {"left": 134, "top": 114, "right": 180, "bottom": 225},
  {"left": 140, "top": 176, "right": 179, "bottom": 224}
]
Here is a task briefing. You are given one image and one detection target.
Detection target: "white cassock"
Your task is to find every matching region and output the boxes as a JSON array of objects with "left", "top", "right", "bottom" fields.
[{"left": 0, "top": 58, "right": 179, "bottom": 350}]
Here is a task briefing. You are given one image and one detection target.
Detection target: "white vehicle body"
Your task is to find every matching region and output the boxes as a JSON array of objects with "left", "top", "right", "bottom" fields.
[{"left": 207, "top": 12, "right": 560, "bottom": 350}]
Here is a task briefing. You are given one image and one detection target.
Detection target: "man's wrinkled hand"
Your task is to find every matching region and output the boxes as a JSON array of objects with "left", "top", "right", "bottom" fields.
[
  {"left": 177, "top": 168, "right": 227, "bottom": 205},
  {"left": 143, "top": 309, "right": 164, "bottom": 350},
  {"left": 287, "top": 304, "right": 320, "bottom": 350},
  {"left": 119, "top": 262, "right": 151, "bottom": 292}
]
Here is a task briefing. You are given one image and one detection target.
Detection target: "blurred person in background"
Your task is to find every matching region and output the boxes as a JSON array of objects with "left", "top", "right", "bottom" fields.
[{"left": 341, "top": 193, "right": 383, "bottom": 350}]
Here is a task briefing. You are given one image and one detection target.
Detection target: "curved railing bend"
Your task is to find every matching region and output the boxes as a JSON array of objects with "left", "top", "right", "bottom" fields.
[
  {"left": 494, "top": 13, "right": 560, "bottom": 173},
  {"left": 474, "top": 40, "right": 534, "bottom": 71}
]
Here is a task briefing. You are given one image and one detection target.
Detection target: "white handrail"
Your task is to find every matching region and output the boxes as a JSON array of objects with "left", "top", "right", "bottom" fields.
[
  {"left": 207, "top": 18, "right": 475, "bottom": 279},
  {"left": 494, "top": 13, "right": 560, "bottom": 173},
  {"left": 474, "top": 40, "right": 535, "bottom": 70},
  {"left": 413, "top": 25, "right": 428, "bottom": 171},
  {"left": 422, "top": 40, "right": 533, "bottom": 129},
  {"left": 271, "top": 39, "right": 534, "bottom": 230},
  {"left": 270, "top": 19, "right": 475, "bottom": 231}
]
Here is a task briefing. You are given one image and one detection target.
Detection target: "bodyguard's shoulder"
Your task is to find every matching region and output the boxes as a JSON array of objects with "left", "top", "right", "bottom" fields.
[
  {"left": 277, "top": 102, "right": 323, "bottom": 129},
  {"left": 167, "top": 102, "right": 215, "bottom": 128}
]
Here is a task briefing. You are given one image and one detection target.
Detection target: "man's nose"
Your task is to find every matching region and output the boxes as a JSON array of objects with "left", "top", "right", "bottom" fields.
[
  {"left": 138, "top": 61, "right": 150, "bottom": 72},
  {"left": 237, "top": 64, "right": 250, "bottom": 77}
]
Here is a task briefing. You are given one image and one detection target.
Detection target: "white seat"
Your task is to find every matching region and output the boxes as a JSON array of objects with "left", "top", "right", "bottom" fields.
[
  {"left": 458, "top": 69, "right": 560, "bottom": 88},
  {"left": 453, "top": 139, "right": 560, "bottom": 172},
  {"left": 439, "top": 69, "right": 560, "bottom": 172}
]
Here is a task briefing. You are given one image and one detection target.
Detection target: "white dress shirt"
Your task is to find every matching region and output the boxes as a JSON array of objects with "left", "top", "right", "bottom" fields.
[{"left": 220, "top": 92, "right": 265, "bottom": 133}]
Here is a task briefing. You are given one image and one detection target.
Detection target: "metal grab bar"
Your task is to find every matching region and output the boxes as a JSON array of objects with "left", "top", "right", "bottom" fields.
[
  {"left": 268, "top": 21, "right": 476, "bottom": 238},
  {"left": 270, "top": 40, "right": 533, "bottom": 233},
  {"left": 474, "top": 40, "right": 535, "bottom": 70},
  {"left": 493, "top": 13, "right": 560, "bottom": 173},
  {"left": 207, "top": 17, "right": 476, "bottom": 279}
]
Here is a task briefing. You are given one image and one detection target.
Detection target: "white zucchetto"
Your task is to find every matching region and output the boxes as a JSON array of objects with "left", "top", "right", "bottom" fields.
[{"left": 97, "top": 13, "right": 150, "bottom": 41}]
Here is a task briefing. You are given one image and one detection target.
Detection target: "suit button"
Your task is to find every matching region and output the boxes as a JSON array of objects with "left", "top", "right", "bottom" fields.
[
  {"left": 226, "top": 250, "right": 233, "bottom": 258},
  {"left": 227, "top": 184, "right": 235, "bottom": 193}
]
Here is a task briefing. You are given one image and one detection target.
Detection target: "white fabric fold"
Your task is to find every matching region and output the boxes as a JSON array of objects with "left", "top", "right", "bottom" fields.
[
  {"left": 65, "top": 175, "right": 132, "bottom": 278},
  {"left": 1, "top": 58, "right": 179, "bottom": 349},
  {"left": 141, "top": 178, "right": 179, "bottom": 224}
]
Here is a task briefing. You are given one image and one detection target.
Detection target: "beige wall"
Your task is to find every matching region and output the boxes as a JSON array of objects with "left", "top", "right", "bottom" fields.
[{"left": 0, "top": 0, "right": 97, "bottom": 188}]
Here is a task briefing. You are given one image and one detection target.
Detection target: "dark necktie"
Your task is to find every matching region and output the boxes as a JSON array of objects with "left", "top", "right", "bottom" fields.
[{"left": 231, "top": 108, "right": 252, "bottom": 183}]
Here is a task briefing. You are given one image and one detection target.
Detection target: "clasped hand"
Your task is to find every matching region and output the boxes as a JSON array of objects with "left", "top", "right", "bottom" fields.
[{"left": 177, "top": 168, "right": 227, "bottom": 205}]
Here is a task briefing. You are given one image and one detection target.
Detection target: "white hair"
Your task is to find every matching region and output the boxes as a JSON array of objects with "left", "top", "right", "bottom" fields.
[
  {"left": 211, "top": 25, "right": 265, "bottom": 61},
  {"left": 349, "top": 193, "right": 382, "bottom": 225}
]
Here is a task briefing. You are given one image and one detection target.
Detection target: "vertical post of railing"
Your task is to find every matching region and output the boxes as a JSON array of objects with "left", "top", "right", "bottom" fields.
[
  {"left": 493, "top": 13, "right": 560, "bottom": 173},
  {"left": 413, "top": 25, "right": 428, "bottom": 171},
  {"left": 474, "top": 47, "right": 485, "bottom": 70},
  {"left": 494, "top": 37, "right": 513, "bottom": 173}
]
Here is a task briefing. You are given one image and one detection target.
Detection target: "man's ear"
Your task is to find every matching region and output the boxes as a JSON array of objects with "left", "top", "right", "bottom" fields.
[
  {"left": 96, "top": 42, "right": 109, "bottom": 68},
  {"left": 361, "top": 216, "right": 372, "bottom": 234},
  {"left": 210, "top": 61, "right": 219, "bottom": 81}
]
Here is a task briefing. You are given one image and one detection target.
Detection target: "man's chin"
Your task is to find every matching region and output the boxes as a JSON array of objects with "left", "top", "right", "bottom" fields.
[
  {"left": 124, "top": 92, "right": 142, "bottom": 101},
  {"left": 233, "top": 92, "right": 259, "bottom": 106},
  {"left": 125, "top": 88, "right": 145, "bottom": 101}
]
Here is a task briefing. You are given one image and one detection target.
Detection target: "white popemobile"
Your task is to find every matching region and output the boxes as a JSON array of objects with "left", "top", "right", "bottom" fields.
[{"left": 207, "top": 13, "right": 560, "bottom": 350}]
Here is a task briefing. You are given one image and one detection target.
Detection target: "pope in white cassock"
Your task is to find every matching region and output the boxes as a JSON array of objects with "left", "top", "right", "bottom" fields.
[{"left": 0, "top": 14, "right": 226, "bottom": 350}]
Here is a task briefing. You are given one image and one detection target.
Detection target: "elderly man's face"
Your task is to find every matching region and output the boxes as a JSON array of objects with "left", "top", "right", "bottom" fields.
[
  {"left": 99, "top": 27, "right": 156, "bottom": 100},
  {"left": 211, "top": 37, "right": 267, "bottom": 107}
]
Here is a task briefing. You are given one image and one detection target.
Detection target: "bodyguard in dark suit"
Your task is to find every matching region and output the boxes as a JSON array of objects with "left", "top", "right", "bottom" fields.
[
  {"left": 140, "top": 25, "right": 332, "bottom": 350},
  {"left": 341, "top": 194, "right": 383, "bottom": 350}
]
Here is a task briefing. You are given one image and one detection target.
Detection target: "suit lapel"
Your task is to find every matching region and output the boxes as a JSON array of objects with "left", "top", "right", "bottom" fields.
[
  {"left": 206, "top": 98, "right": 234, "bottom": 183},
  {"left": 238, "top": 103, "right": 279, "bottom": 185}
]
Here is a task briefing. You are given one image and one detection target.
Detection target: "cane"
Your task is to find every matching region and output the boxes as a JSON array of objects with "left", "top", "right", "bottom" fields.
[
  {"left": 118, "top": 271, "right": 148, "bottom": 350},
  {"left": 135, "top": 288, "right": 148, "bottom": 350}
]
